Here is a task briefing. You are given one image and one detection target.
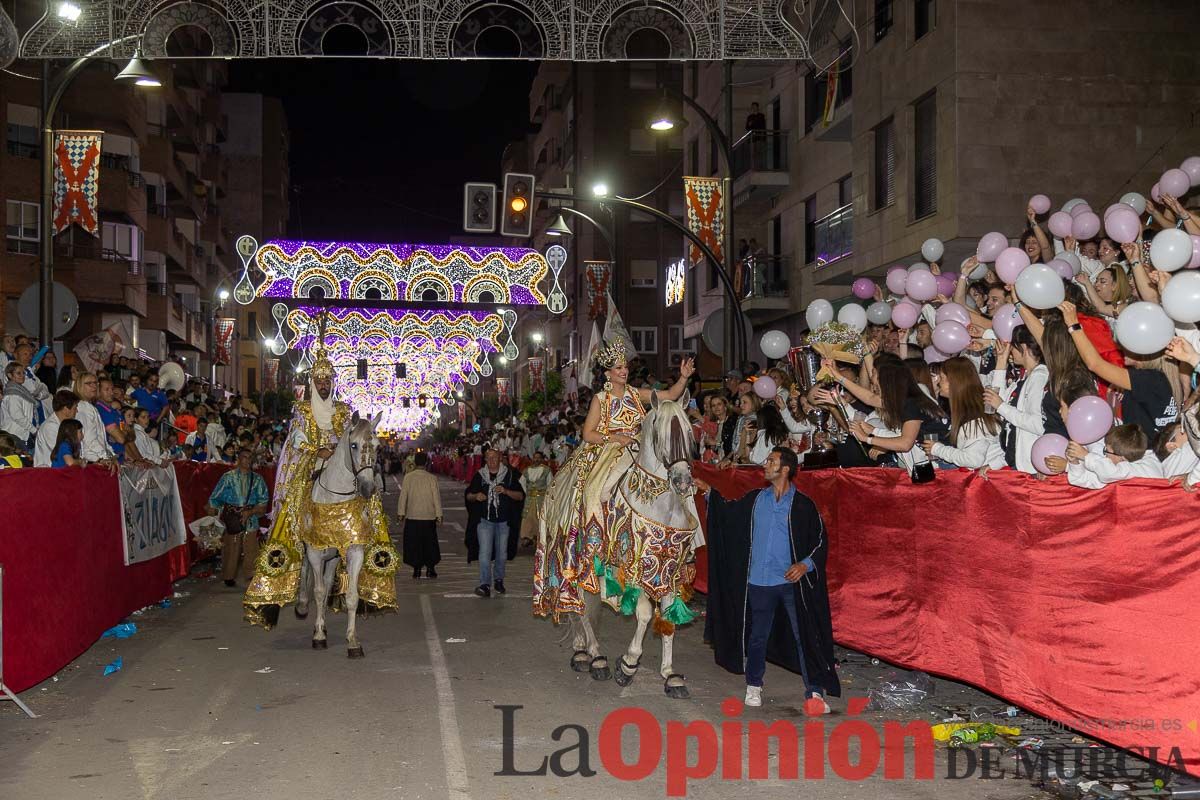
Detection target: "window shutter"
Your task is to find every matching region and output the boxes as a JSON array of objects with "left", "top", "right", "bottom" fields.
[
  {"left": 873, "top": 119, "right": 895, "bottom": 210},
  {"left": 914, "top": 94, "right": 937, "bottom": 218}
]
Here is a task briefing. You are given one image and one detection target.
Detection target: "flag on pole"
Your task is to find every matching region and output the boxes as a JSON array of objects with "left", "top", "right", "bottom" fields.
[
  {"left": 822, "top": 58, "right": 841, "bottom": 126},
  {"left": 683, "top": 176, "right": 724, "bottom": 267},
  {"left": 53, "top": 131, "right": 103, "bottom": 235}
]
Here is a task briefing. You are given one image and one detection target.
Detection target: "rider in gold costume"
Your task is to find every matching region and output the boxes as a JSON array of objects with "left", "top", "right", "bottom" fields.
[{"left": 532, "top": 337, "right": 694, "bottom": 619}]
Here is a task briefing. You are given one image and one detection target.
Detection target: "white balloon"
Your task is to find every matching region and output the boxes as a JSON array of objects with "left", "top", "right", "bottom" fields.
[
  {"left": 759, "top": 329, "right": 792, "bottom": 360},
  {"left": 1150, "top": 228, "right": 1193, "bottom": 273},
  {"left": 1061, "top": 197, "right": 1087, "bottom": 213},
  {"left": 961, "top": 255, "right": 988, "bottom": 281},
  {"left": 1056, "top": 251, "right": 1081, "bottom": 276},
  {"left": 1119, "top": 192, "right": 1147, "bottom": 216},
  {"left": 1014, "top": 263, "right": 1065, "bottom": 310},
  {"left": 921, "top": 238, "right": 945, "bottom": 264},
  {"left": 1115, "top": 301, "right": 1175, "bottom": 354},
  {"left": 806, "top": 299, "right": 834, "bottom": 331},
  {"left": 866, "top": 301, "right": 893, "bottom": 326},
  {"left": 837, "top": 303, "right": 868, "bottom": 332},
  {"left": 907, "top": 262, "right": 931, "bottom": 272},
  {"left": 1161, "top": 271, "right": 1200, "bottom": 323}
]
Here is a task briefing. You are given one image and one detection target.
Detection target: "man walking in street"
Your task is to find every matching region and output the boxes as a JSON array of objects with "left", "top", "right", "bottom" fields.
[
  {"left": 397, "top": 450, "right": 442, "bottom": 579},
  {"left": 465, "top": 445, "right": 523, "bottom": 597},
  {"left": 208, "top": 447, "right": 269, "bottom": 587}
]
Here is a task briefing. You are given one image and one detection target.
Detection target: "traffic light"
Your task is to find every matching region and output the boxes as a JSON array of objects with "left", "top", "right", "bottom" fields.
[
  {"left": 463, "top": 182, "right": 497, "bottom": 233},
  {"left": 417, "top": 394, "right": 428, "bottom": 409},
  {"left": 500, "top": 172, "right": 535, "bottom": 237},
  {"left": 395, "top": 363, "right": 406, "bottom": 379},
  {"left": 356, "top": 358, "right": 367, "bottom": 379}
]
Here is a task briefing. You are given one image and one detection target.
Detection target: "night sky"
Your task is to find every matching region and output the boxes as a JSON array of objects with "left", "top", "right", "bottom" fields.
[{"left": 228, "top": 60, "right": 538, "bottom": 243}]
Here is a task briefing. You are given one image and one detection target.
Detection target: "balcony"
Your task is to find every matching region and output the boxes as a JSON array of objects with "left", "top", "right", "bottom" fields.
[
  {"left": 145, "top": 289, "right": 188, "bottom": 341},
  {"left": 53, "top": 241, "right": 146, "bottom": 316},
  {"left": 737, "top": 254, "right": 790, "bottom": 320},
  {"left": 812, "top": 203, "right": 854, "bottom": 271},
  {"left": 97, "top": 154, "right": 147, "bottom": 227},
  {"left": 731, "top": 130, "right": 790, "bottom": 212}
]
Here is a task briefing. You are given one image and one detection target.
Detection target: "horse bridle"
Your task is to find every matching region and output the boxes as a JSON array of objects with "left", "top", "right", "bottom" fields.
[{"left": 315, "top": 463, "right": 374, "bottom": 497}]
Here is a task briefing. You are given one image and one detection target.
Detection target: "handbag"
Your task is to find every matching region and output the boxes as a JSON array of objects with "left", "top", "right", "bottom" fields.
[
  {"left": 909, "top": 460, "right": 936, "bottom": 484},
  {"left": 218, "top": 471, "right": 251, "bottom": 535}
]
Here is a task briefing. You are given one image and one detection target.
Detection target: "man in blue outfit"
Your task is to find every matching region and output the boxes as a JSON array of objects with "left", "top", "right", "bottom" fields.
[{"left": 131, "top": 371, "right": 169, "bottom": 424}]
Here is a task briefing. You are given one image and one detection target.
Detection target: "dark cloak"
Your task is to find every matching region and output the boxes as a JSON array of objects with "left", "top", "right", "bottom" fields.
[
  {"left": 703, "top": 486, "right": 841, "bottom": 697},
  {"left": 464, "top": 467, "right": 524, "bottom": 563}
]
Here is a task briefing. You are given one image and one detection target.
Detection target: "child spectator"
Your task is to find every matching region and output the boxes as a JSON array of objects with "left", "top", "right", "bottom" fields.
[
  {"left": 1066, "top": 424, "right": 1163, "bottom": 489},
  {"left": 51, "top": 419, "right": 84, "bottom": 468}
]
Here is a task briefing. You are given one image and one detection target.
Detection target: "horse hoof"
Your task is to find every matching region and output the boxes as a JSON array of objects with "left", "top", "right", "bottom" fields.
[
  {"left": 614, "top": 656, "right": 640, "bottom": 688},
  {"left": 664, "top": 684, "right": 691, "bottom": 700},
  {"left": 570, "top": 651, "right": 591, "bottom": 673},
  {"left": 347, "top": 646, "right": 365, "bottom": 659},
  {"left": 294, "top": 605, "right": 309, "bottom": 620},
  {"left": 312, "top": 639, "right": 328, "bottom": 650},
  {"left": 589, "top": 656, "right": 611, "bottom": 681}
]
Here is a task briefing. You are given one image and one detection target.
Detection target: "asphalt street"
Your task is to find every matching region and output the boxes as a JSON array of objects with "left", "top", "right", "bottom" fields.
[{"left": 0, "top": 475, "right": 1052, "bottom": 800}]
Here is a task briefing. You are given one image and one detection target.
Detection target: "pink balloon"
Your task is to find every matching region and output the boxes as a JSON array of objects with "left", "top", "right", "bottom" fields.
[
  {"left": 1066, "top": 395, "right": 1114, "bottom": 445},
  {"left": 1029, "top": 194, "right": 1051, "bottom": 215},
  {"left": 976, "top": 232, "right": 1008, "bottom": 263},
  {"left": 1103, "top": 203, "right": 1125, "bottom": 219},
  {"left": 942, "top": 271, "right": 959, "bottom": 282},
  {"left": 935, "top": 274, "right": 957, "bottom": 297},
  {"left": 1069, "top": 203, "right": 1093, "bottom": 218},
  {"left": 1071, "top": 211, "right": 1101, "bottom": 240},
  {"left": 1181, "top": 157, "right": 1200, "bottom": 188},
  {"left": 1047, "top": 212, "right": 1074, "bottom": 239},
  {"left": 1105, "top": 207, "right": 1141, "bottom": 244},
  {"left": 1151, "top": 183, "right": 1162, "bottom": 202},
  {"left": 995, "top": 247, "right": 1031, "bottom": 285},
  {"left": 891, "top": 302, "right": 920, "bottom": 329},
  {"left": 852, "top": 277, "right": 876, "bottom": 300},
  {"left": 906, "top": 270, "right": 938, "bottom": 303},
  {"left": 1031, "top": 434, "right": 1069, "bottom": 475},
  {"left": 752, "top": 375, "right": 777, "bottom": 400},
  {"left": 1049, "top": 259, "right": 1075, "bottom": 281},
  {"left": 935, "top": 302, "right": 971, "bottom": 328},
  {"left": 1189, "top": 234, "right": 1200, "bottom": 270},
  {"left": 992, "top": 303, "right": 1023, "bottom": 342},
  {"left": 1160, "top": 168, "right": 1190, "bottom": 198},
  {"left": 885, "top": 269, "right": 908, "bottom": 295},
  {"left": 923, "top": 345, "right": 950, "bottom": 364},
  {"left": 932, "top": 321, "right": 971, "bottom": 354}
]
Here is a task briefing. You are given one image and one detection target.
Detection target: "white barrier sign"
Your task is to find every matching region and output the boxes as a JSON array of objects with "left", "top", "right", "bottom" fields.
[{"left": 119, "top": 464, "right": 187, "bottom": 566}]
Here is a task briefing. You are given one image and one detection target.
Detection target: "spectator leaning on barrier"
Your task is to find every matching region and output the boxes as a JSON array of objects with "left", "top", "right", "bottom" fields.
[
  {"left": 51, "top": 419, "right": 84, "bottom": 468},
  {"left": 33, "top": 390, "right": 79, "bottom": 467},
  {"left": 72, "top": 372, "right": 115, "bottom": 464},
  {"left": 1, "top": 361, "right": 37, "bottom": 449}
]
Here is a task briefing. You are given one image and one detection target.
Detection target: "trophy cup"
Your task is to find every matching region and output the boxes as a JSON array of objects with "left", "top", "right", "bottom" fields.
[{"left": 790, "top": 345, "right": 840, "bottom": 469}]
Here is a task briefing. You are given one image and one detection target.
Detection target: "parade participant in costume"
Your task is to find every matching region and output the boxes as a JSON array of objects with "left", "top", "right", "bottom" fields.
[
  {"left": 518, "top": 450, "right": 552, "bottom": 548},
  {"left": 208, "top": 447, "right": 269, "bottom": 587},
  {"left": 243, "top": 348, "right": 398, "bottom": 627},
  {"left": 697, "top": 447, "right": 840, "bottom": 710},
  {"left": 532, "top": 337, "right": 695, "bottom": 618}
]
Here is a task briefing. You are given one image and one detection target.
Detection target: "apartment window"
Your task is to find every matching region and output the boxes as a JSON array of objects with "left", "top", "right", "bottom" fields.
[
  {"left": 6, "top": 123, "right": 38, "bottom": 158},
  {"left": 873, "top": 118, "right": 896, "bottom": 210},
  {"left": 668, "top": 325, "right": 686, "bottom": 352},
  {"left": 804, "top": 195, "right": 817, "bottom": 264},
  {"left": 804, "top": 58, "right": 851, "bottom": 134},
  {"left": 838, "top": 174, "right": 853, "bottom": 207},
  {"left": 630, "top": 259, "right": 657, "bottom": 288},
  {"left": 875, "top": 0, "right": 893, "bottom": 41},
  {"left": 688, "top": 137, "right": 699, "bottom": 175},
  {"left": 6, "top": 201, "right": 39, "bottom": 254},
  {"left": 914, "top": 0, "right": 935, "bottom": 40},
  {"left": 913, "top": 93, "right": 937, "bottom": 219},
  {"left": 247, "top": 367, "right": 257, "bottom": 396},
  {"left": 631, "top": 327, "right": 658, "bottom": 354},
  {"left": 102, "top": 221, "right": 142, "bottom": 261}
]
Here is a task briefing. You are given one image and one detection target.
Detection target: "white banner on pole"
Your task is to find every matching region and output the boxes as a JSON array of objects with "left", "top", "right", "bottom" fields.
[{"left": 119, "top": 464, "right": 187, "bottom": 566}]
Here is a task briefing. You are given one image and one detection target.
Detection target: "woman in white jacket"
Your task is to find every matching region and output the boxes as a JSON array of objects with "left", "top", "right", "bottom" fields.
[
  {"left": 982, "top": 326, "right": 1048, "bottom": 474},
  {"left": 923, "top": 356, "right": 1006, "bottom": 470}
]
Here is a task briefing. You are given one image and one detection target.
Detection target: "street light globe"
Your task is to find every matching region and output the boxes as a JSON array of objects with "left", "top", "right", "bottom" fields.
[
  {"left": 591, "top": 182, "right": 609, "bottom": 198},
  {"left": 56, "top": 1, "right": 82, "bottom": 22},
  {"left": 532, "top": 331, "right": 544, "bottom": 344},
  {"left": 499, "top": 356, "right": 509, "bottom": 366},
  {"left": 649, "top": 117, "right": 674, "bottom": 131},
  {"left": 218, "top": 288, "right": 230, "bottom": 301}
]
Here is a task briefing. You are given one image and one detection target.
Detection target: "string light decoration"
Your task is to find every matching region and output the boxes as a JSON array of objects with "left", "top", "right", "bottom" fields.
[{"left": 252, "top": 240, "right": 549, "bottom": 306}]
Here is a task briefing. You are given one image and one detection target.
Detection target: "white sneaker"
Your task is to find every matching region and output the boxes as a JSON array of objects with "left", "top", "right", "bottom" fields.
[
  {"left": 806, "top": 692, "right": 831, "bottom": 715},
  {"left": 745, "top": 685, "right": 763, "bottom": 707}
]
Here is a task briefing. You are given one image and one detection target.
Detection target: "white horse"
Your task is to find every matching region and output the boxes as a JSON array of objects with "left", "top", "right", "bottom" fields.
[
  {"left": 305, "top": 412, "right": 381, "bottom": 658},
  {"left": 567, "top": 393, "right": 700, "bottom": 699}
]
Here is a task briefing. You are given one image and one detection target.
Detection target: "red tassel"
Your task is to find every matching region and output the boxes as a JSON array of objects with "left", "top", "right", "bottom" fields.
[{"left": 652, "top": 610, "right": 675, "bottom": 638}]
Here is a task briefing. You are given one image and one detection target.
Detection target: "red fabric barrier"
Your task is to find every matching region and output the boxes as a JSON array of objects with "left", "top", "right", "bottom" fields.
[{"left": 692, "top": 463, "right": 1200, "bottom": 776}]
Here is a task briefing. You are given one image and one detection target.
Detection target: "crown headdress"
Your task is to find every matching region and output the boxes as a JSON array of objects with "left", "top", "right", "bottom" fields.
[
  {"left": 594, "top": 337, "right": 629, "bottom": 369},
  {"left": 309, "top": 310, "right": 335, "bottom": 381}
]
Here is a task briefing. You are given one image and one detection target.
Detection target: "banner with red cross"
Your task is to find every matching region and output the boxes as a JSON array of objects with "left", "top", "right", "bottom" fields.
[
  {"left": 496, "top": 377, "right": 511, "bottom": 406},
  {"left": 684, "top": 176, "right": 724, "bottom": 267},
  {"left": 528, "top": 357, "right": 545, "bottom": 393},
  {"left": 264, "top": 358, "right": 280, "bottom": 390},
  {"left": 584, "top": 260, "right": 610, "bottom": 320},
  {"left": 53, "top": 131, "right": 103, "bottom": 236},
  {"left": 213, "top": 318, "right": 236, "bottom": 365}
]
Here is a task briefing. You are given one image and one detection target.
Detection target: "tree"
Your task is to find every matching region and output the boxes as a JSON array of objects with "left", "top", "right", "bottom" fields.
[{"left": 519, "top": 370, "right": 563, "bottom": 422}]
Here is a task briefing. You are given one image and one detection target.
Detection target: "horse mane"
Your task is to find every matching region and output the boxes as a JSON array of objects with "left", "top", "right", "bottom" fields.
[{"left": 644, "top": 397, "right": 694, "bottom": 467}]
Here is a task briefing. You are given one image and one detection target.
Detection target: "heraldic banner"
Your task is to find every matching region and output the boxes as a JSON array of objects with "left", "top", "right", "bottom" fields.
[
  {"left": 214, "top": 318, "right": 236, "bottom": 365},
  {"left": 683, "top": 176, "right": 724, "bottom": 267},
  {"left": 584, "top": 260, "right": 611, "bottom": 320},
  {"left": 528, "top": 357, "right": 545, "bottom": 393},
  {"left": 264, "top": 358, "right": 280, "bottom": 390},
  {"left": 496, "top": 376, "right": 511, "bottom": 406},
  {"left": 53, "top": 131, "right": 103, "bottom": 236},
  {"left": 119, "top": 463, "right": 187, "bottom": 566}
]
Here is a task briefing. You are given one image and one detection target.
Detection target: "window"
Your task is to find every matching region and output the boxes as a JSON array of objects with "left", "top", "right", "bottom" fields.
[
  {"left": 669, "top": 325, "right": 686, "bottom": 352},
  {"left": 688, "top": 137, "right": 699, "bottom": 175},
  {"left": 838, "top": 174, "right": 853, "bottom": 208},
  {"left": 913, "top": 93, "right": 937, "bottom": 219},
  {"left": 629, "top": 129, "right": 656, "bottom": 153},
  {"left": 875, "top": 0, "right": 893, "bottom": 42},
  {"left": 706, "top": 259, "right": 717, "bottom": 291},
  {"left": 631, "top": 327, "right": 658, "bottom": 354},
  {"left": 804, "top": 195, "right": 817, "bottom": 264},
  {"left": 102, "top": 221, "right": 142, "bottom": 261},
  {"left": 6, "top": 201, "right": 39, "bottom": 254},
  {"left": 247, "top": 311, "right": 257, "bottom": 339},
  {"left": 804, "top": 58, "right": 851, "bottom": 134},
  {"left": 873, "top": 118, "right": 896, "bottom": 210},
  {"left": 247, "top": 367, "right": 257, "bottom": 396},
  {"left": 6, "top": 123, "right": 38, "bottom": 158},
  {"left": 914, "top": 0, "right": 935, "bottom": 40},
  {"left": 630, "top": 259, "right": 657, "bottom": 288}
]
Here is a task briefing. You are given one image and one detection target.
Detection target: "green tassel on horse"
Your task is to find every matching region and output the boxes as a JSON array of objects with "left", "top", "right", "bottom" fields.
[
  {"left": 663, "top": 596, "right": 696, "bottom": 626},
  {"left": 604, "top": 567, "right": 623, "bottom": 599},
  {"left": 620, "top": 584, "right": 641, "bottom": 616}
]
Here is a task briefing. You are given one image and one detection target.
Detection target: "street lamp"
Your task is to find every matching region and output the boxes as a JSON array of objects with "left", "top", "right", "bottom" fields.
[
  {"left": 531, "top": 331, "right": 544, "bottom": 344},
  {"left": 56, "top": 2, "right": 82, "bottom": 22},
  {"left": 115, "top": 50, "right": 162, "bottom": 87},
  {"left": 591, "top": 182, "right": 609, "bottom": 198},
  {"left": 218, "top": 288, "right": 230, "bottom": 302},
  {"left": 545, "top": 214, "right": 571, "bottom": 237},
  {"left": 541, "top": 206, "right": 616, "bottom": 265}
]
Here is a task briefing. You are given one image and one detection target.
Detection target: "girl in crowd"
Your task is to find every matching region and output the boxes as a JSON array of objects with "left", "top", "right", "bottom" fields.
[
  {"left": 51, "top": 419, "right": 84, "bottom": 468},
  {"left": 848, "top": 353, "right": 949, "bottom": 470},
  {"left": 923, "top": 357, "right": 1005, "bottom": 470},
  {"left": 1074, "top": 266, "right": 1133, "bottom": 323},
  {"left": 741, "top": 403, "right": 791, "bottom": 465},
  {"left": 983, "top": 326, "right": 1049, "bottom": 474}
]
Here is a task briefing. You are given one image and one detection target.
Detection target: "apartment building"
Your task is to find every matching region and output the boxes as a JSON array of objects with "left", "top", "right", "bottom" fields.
[{"left": 685, "top": 0, "right": 1200, "bottom": 359}]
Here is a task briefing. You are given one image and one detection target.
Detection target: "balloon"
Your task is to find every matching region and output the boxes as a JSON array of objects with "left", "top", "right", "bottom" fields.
[
  {"left": 1114, "top": 301, "right": 1174, "bottom": 354},
  {"left": 907, "top": 262, "right": 931, "bottom": 272},
  {"left": 885, "top": 268, "right": 908, "bottom": 295},
  {"left": 1049, "top": 259, "right": 1075, "bottom": 281},
  {"left": 1057, "top": 251, "right": 1081, "bottom": 276},
  {"left": 1071, "top": 211, "right": 1101, "bottom": 240},
  {"left": 1119, "top": 192, "right": 1147, "bottom": 215},
  {"left": 921, "top": 238, "right": 945, "bottom": 263},
  {"left": 976, "top": 232, "right": 1008, "bottom": 262},
  {"left": 1069, "top": 203, "right": 1093, "bottom": 218},
  {"left": 891, "top": 301, "right": 920, "bottom": 329},
  {"left": 806, "top": 299, "right": 834, "bottom": 330},
  {"left": 1015, "top": 263, "right": 1065, "bottom": 309},
  {"left": 866, "top": 301, "right": 892, "bottom": 326},
  {"left": 838, "top": 303, "right": 868, "bottom": 332},
  {"left": 752, "top": 375, "right": 777, "bottom": 399},
  {"left": 852, "top": 277, "right": 876, "bottom": 300},
  {"left": 1190, "top": 234, "right": 1200, "bottom": 270},
  {"left": 905, "top": 270, "right": 938, "bottom": 302},
  {"left": 1029, "top": 194, "right": 1051, "bottom": 215},
  {"left": 923, "top": 345, "right": 950, "bottom": 364},
  {"left": 1047, "top": 212, "right": 1074, "bottom": 239},
  {"left": 1104, "top": 207, "right": 1141, "bottom": 244},
  {"left": 962, "top": 255, "right": 988, "bottom": 280},
  {"left": 1161, "top": 271, "right": 1200, "bottom": 323},
  {"left": 1181, "top": 156, "right": 1200, "bottom": 188},
  {"left": 1151, "top": 183, "right": 1162, "bottom": 202},
  {"left": 991, "top": 304, "right": 1023, "bottom": 342},
  {"left": 995, "top": 247, "right": 1031, "bottom": 285},
  {"left": 759, "top": 330, "right": 791, "bottom": 360},
  {"left": 931, "top": 321, "right": 970, "bottom": 355},
  {"left": 942, "top": 270, "right": 959, "bottom": 282},
  {"left": 935, "top": 273, "right": 957, "bottom": 297},
  {"left": 1160, "top": 168, "right": 1190, "bottom": 198},
  {"left": 1031, "top": 434, "right": 1069, "bottom": 475},
  {"left": 935, "top": 302, "right": 971, "bottom": 328},
  {"left": 1150, "top": 228, "right": 1193, "bottom": 272},
  {"left": 1103, "top": 203, "right": 1127, "bottom": 220},
  {"left": 1066, "top": 396, "right": 1114, "bottom": 445},
  {"left": 1061, "top": 198, "right": 1087, "bottom": 213}
]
